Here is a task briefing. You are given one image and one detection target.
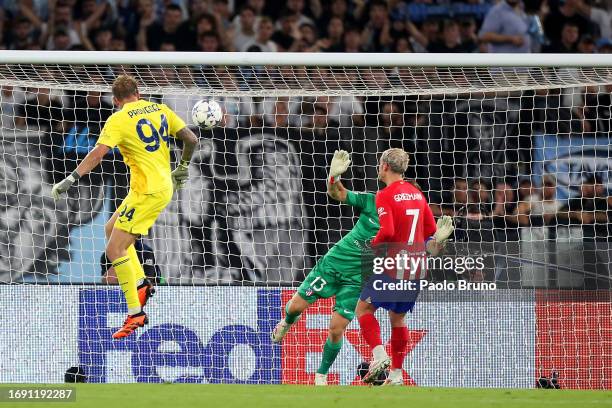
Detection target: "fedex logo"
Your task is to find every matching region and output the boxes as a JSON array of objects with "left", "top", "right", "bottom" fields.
[
  {"left": 76, "top": 288, "right": 427, "bottom": 385},
  {"left": 78, "top": 288, "right": 281, "bottom": 384}
]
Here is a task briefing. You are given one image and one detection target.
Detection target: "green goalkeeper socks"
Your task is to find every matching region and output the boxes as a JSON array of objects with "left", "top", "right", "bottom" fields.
[
  {"left": 284, "top": 301, "right": 301, "bottom": 324},
  {"left": 317, "top": 337, "right": 343, "bottom": 375}
]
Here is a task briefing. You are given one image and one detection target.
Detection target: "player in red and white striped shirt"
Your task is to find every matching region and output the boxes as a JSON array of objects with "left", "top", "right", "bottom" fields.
[{"left": 357, "top": 148, "right": 454, "bottom": 385}]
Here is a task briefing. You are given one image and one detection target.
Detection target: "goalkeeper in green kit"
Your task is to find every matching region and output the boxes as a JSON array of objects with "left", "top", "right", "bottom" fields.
[{"left": 271, "top": 150, "right": 379, "bottom": 386}]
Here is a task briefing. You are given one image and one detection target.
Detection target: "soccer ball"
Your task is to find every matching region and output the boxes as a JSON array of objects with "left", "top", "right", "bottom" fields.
[{"left": 192, "top": 99, "right": 223, "bottom": 129}]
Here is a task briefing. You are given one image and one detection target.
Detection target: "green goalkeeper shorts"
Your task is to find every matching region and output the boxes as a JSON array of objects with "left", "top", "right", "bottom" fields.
[{"left": 296, "top": 256, "right": 361, "bottom": 321}]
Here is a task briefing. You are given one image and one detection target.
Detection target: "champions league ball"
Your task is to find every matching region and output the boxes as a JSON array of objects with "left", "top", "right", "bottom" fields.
[{"left": 192, "top": 99, "right": 223, "bottom": 129}]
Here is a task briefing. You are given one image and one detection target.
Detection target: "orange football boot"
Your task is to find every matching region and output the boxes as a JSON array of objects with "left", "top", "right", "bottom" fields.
[{"left": 112, "top": 312, "right": 148, "bottom": 339}]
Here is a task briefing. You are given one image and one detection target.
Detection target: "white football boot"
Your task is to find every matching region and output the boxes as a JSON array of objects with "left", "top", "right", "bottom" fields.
[
  {"left": 314, "top": 373, "right": 328, "bottom": 386},
  {"left": 383, "top": 369, "right": 403, "bottom": 386},
  {"left": 363, "top": 346, "right": 391, "bottom": 384},
  {"left": 271, "top": 315, "right": 300, "bottom": 343}
]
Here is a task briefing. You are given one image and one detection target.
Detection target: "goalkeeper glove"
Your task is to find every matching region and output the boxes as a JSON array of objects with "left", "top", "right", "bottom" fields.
[
  {"left": 51, "top": 170, "right": 80, "bottom": 201},
  {"left": 329, "top": 150, "right": 351, "bottom": 184},
  {"left": 433, "top": 215, "right": 454, "bottom": 245},
  {"left": 172, "top": 160, "right": 190, "bottom": 190}
]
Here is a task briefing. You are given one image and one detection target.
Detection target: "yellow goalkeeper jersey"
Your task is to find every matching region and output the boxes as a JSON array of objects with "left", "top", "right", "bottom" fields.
[{"left": 97, "top": 100, "right": 187, "bottom": 194}]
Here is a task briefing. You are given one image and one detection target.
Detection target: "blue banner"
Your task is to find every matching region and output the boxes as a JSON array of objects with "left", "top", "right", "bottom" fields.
[{"left": 533, "top": 134, "right": 612, "bottom": 201}]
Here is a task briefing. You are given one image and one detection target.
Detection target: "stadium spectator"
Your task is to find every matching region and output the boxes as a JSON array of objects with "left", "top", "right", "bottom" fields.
[
  {"left": 407, "top": 18, "right": 440, "bottom": 53},
  {"left": 574, "top": 0, "right": 612, "bottom": 39},
  {"left": 577, "top": 34, "right": 596, "bottom": 53},
  {"left": 243, "top": 16, "right": 277, "bottom": 52},
  {"left": 75, "top": 0, "right": 115, "bottom": 34},
  {"left": 543, "top": 0, "right": 591, "bottom": 44},
  {"left": 68, "top": 91, "right": 113, "bottom": 137},
  {"left": 580, "top": 84, "right": 612, "bottom": 136},
  {"left": 271, "top": 12, "right": 298, "bottom": 51},
  {"left": 529, "top": 175, "right": 563, "bottom": 226},
  {"left": 51, "top": 27, "right": 73, "bottom": 50},
  {"left": 337, "top": 26, "right": 365, "bottom": 53},
  {"left": 543, "top": 22, "right": 579, "bottom": 53},
  {"left": 319, "top": 0, "right": 356, "bottom": 29},
  {"left": 282, "top": 0, "right": 316, "bottom": 28},
  {"left": 110, "top": 35, "right": 127, "bottom": 51},
  {"left": 176, "top": 12, "right": 219, "bottom": 51},
  {"left": 597, "top": 37, "right": 612, "bottom": 53},
  {"left": 7, "top": 17, "right": 37, "bottom": 50},
  {"left": 233, "top": 6, "right": 257, "bottom": 51},
  {"left": 394, "top": 36, "right": 413, "bottom": 52},
  {"left": 0, "top": 86, "right": 26, "bottom": 129},
  {"left": 212, "top": 0, "right": 233, "bottom": 31},
  {"left": 428, "top": 20, "right": 472, "bottom": 53},
  {"left": 443, "top": 177, "right": 470, "bottom": 216},
  {"left": 81, "top": 26, "right": 113, "bottom": 51},
  {"left": 294, "top": 22, "right": 320, "bottom": 52},
  {"left": 265, "top": 97, "right": 291, "bottom": 128},
  {"left": 318, "top": 16, "right": 344, "bottom": 51},
  {"left": 117, "top": 0, "right": 158, "bottom": 45},
  {"left": 15, "top": 88, "right": 64, "bottom": 132},
  {"left": 361, "top": 0, "right": 393, "bottom": 52},
  {"left": 459, "top": 17, "right": 480, "bottom": 53},
  {"left": 43, "top": 1, "right": 83, "bottom": 49},
  {"left": 561, "top": 174, "right": 611, "bottom": 240},
  {"left": 492, "top": 181, "right": 520, "bottom": 241},
  {"left": 188, "top": 0, "right": 213, "bottom": 21},
  {"left": 469, "top": 178, "right": 493, "bottom": 217},
  {"left": 327, "top": 94, "right": 365, "bottom": 128},
  {"left": 479, "top": 0, "right": 531, "bottom": 53},
  {"left": 138, "top": 3, "right": 183, "bottom": 50},
  {"left": 198, "top": 30, "right": 223, "bottom": 52}
]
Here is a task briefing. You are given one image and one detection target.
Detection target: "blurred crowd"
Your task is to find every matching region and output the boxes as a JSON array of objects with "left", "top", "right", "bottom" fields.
[
  {"left": 2, "top": 0, "right": 612, "bottom": 271},
  {"left": 2, "top": 0, "right": 612, "bottom": 54}
]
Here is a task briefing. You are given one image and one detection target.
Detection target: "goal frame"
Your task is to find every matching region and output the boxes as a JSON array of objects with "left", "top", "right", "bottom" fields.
[{"left": 2, "top": 50, "right": 612, "bottom": 68}]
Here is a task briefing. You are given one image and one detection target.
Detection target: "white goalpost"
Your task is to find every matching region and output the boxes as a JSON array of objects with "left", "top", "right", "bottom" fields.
[{"left": 0, "top": 51, "right": 610, "bottom": 388}]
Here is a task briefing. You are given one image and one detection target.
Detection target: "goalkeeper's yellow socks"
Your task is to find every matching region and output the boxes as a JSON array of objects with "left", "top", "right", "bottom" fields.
[
  {"left": 284, "top": 301, "right": 301, "bottom": 324},
  {"left": 127, "top": 244, "right": 145, "bottom": 285},
  {"left": 317, "top": 337, "right": 343, "bottom": 375},
  {"left": 112, "top": 255, "right": 141, "bottom": 315}
]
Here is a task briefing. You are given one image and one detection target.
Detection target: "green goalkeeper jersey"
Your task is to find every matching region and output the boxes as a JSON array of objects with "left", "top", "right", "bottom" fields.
[{"left": 324, "top": 191, "right": 379, "bottom": 272}]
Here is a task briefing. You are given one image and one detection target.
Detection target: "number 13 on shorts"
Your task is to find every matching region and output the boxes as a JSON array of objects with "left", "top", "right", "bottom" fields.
[{"left": 310, "top": 276, "right": 327, "bottom": 292}]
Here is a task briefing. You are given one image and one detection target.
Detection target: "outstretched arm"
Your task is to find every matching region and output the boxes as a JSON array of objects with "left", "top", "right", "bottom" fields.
[
  {"left": 175, "top": 126, "right": 198, "bottom": 163},
  {"left": 327, "top": 179, "right": 348, "bottom": 203},
  {"left": 51, "top": 144, "right": 110, "bottom": 200},
  {"left": 327, "top": 150, "right": 351, "bottom": 203},
  {"left": 170, "top": 126, "right": 199, "bottom": 190}
]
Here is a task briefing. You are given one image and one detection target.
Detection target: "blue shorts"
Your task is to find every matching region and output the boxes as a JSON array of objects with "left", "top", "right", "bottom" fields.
[
  {"left": 367, "top": 301, "right": 416, "bottom": 314},
  {"left": 359, "top": 274, "right": 420, "bottom": 314}
]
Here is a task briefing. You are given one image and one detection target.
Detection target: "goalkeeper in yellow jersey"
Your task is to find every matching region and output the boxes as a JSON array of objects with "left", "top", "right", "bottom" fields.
[{"left": 51, "top": 75, "right": 198, "bottom": 339}]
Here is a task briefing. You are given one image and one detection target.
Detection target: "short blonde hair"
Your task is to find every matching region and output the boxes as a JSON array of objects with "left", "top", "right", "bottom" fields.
[
  {"left": 380, "top": 148, "right": 409, "bottom": 174},
  {"left": 112, "top": 75, "right": 138, "bottom": 100}
]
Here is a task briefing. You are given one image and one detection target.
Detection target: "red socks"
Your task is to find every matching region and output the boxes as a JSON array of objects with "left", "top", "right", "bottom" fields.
[
  {"left": 358, "top": 313, "right": 382, "bottom": 349},
  {"left": 390, "top": 326, "right": 409, "bottom": 370},
  {"left": 359, "top": 314, "right": 409, "bottom": 370}
]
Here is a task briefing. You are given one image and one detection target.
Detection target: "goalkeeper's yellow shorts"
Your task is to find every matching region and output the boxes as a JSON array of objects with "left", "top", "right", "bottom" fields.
[{"left": 114, "top": 188, "right": 173, "bottom": 236}]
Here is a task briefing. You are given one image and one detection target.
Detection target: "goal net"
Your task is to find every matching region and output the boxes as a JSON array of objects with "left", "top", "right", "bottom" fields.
[{"left": 0, "top": 51, "right": 610, "bottom": 388}]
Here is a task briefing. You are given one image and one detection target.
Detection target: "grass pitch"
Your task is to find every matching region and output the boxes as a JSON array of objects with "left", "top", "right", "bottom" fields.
[{"left": 7, "top": 384, "right": 611, "bottom": 408}]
